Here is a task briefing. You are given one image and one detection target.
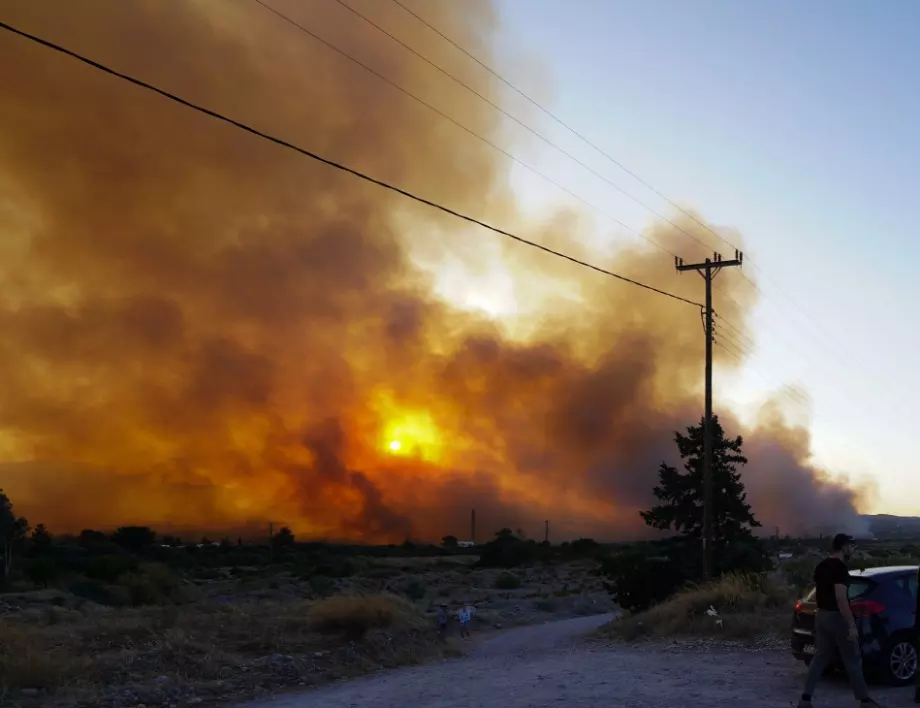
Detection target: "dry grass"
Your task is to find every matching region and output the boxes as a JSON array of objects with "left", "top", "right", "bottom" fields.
[
  {"left": 308, "top": 593, "right": 422, "bottom": 637},
  {"left": 602, "top": 573, "right": 794, "bottom": 641},
  {"left": 0, "top": 594, "right": 443, "bottom": 705}
]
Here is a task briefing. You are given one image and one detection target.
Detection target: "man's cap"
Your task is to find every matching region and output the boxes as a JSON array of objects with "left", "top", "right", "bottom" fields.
[{"left": 832, "top": 533, "right": 854, "bottom": 550}]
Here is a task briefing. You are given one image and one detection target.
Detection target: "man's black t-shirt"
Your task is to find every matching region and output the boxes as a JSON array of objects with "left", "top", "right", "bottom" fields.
[{"left": 814, "top": 557, "right": 849, "bottom": 611}]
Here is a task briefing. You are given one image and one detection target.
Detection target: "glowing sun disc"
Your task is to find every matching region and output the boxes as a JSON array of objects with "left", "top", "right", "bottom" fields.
[{"left": 388, "top": 440, "right": 402, "bottom": 453}]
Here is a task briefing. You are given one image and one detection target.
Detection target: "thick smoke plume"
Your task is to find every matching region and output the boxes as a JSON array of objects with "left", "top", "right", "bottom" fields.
[{"left": 0, "top": 0, "right": 866, "bottom": 541}]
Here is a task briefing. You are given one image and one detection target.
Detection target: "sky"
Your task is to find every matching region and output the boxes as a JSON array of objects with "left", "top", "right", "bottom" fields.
[{"left": 458, "top": 0, "right": 920, "bottom": 515}]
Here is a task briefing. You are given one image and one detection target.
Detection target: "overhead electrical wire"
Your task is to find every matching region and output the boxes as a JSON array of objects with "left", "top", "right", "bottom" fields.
[
  {"left": 251, "top": 0, "right": 679, "bottom": 259},
  {"left": 388, "top": 0, "right": 741, "bottom": 257},
  {"left": 331, "top": 0, "right": 865, "bottom": 419},
  {"left": 713, "top": 340, "right": 814, "bottom": 414},
  {"left": 329, "top": 0, "right": 718, "bottom": 256},
  {"left": 259, "top": 0, "right": 810, "bottom": 367},
  {"left": 258, "top": 0, "right": 826, "bottom": 396},
  {"left": 0, "top": 19, "right": 703, "bottom": 309},
  {"left": 384, "top": 0, "right": 901, "bottom": 420},
  {"left": 715, "top": 335, "right": 810, "bottom": 407},
  {"left": 386, "top": 0, "right": 791, "bottom": 307}
]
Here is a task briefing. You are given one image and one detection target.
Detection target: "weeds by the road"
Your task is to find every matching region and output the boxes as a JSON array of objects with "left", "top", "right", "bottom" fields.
[
  {"left": 308, "top": 593, "right": 422, "bottom": 636},
  {"left": 0, "top": 594, "right": 444, "bottom": 706},
  {"left": 602, "top": 573, "right": 793, "bottom": 641}
]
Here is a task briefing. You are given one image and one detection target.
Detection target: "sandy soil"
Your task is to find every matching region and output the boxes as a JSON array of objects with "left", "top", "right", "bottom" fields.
[{"left": 238, "top": 614, "right": 917, "bottom": 708}]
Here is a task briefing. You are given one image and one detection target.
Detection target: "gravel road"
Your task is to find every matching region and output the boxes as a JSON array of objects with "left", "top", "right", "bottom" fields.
[{"left": 238, "top": 614, "right": 917, "bottom": 708}]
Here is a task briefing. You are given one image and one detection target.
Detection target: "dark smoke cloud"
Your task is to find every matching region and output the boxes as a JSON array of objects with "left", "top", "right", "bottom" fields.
[{"left": 0, "top": 0, "right": 867, "bottom": 542}]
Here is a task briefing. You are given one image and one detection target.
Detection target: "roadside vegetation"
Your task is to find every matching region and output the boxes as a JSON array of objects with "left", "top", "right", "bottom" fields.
[{"left": 598, "top": 416, "right": 918, "bottom": 643}]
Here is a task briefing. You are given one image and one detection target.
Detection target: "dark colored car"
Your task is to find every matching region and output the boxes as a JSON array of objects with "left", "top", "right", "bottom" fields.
[{"left": 791, "top": 565, "right": 918, "bottom": 686}]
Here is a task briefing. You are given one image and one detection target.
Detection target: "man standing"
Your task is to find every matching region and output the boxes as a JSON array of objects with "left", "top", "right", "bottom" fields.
[{"left": 797, "top": 534, "right": 880, "bottom": 708}]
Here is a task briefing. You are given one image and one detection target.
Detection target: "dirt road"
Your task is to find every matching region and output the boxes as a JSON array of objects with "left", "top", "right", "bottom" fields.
[{"left": 239, "top": 614, "right": 916, "bottom": 708}]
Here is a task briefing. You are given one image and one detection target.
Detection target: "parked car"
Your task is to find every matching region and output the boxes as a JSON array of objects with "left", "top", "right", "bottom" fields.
[{"left": 791, "top": 565, "right": 918, "bottom": 686}]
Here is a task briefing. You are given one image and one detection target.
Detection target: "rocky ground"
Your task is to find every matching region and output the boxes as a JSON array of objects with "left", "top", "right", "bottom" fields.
[
  {"left": 237, "top": 616, "right": 916, "bottom": 708},
  {"left": 0, "top": 557, "right": 615, "bottom": 707}
]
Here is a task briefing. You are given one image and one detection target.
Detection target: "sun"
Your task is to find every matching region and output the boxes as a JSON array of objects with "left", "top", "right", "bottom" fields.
[{"left": 388, "top": 440, "right": 402, "bottom": 453}]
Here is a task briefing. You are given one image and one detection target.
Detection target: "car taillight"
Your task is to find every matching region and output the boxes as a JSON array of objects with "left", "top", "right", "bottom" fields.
[
  {"left": 850, "top": 599, "right": 885, "bottom": 618},
  {"left": 794, "top": 599, "right": 804, "bottom": 613}
]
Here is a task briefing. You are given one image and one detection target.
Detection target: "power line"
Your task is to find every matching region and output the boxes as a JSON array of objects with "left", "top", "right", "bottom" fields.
[
  {"left": 0, "top": 19, "right": 703, "bottom": 309},
  {"left": 307, "top": 1, "right": 890, "bottom": 433},
  {"left": 713, "top": 321, "right": 812, "bottom": 409},
  {"left": 713, "top": 313, "right": 756, "bottom": 352},
  {"left": 388, "top": 0, "right": 811, "bottom": 314},
  {"left": 391, "top": 0, "right": 738, "bottom": 252},
  {"left": 265, "top": 0, "right": 853, "bottom": 406},
  {"left": 334, "top": 0, "right": 718, "bottom": 257},
  {"left": 252, "top": 0, "right": 676, "bottom": 258},
  {"left": 714, "top": 339, "right": 814, "bottom": 414},
  {"left": 387, "top": 0, "right": 893, "bottom": 414},
  {"left": 715, "top": 335, "right": 810, "bottom": 406}
]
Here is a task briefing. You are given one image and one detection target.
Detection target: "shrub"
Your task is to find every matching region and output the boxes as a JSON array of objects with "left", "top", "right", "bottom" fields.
[
  {"left": 117, "top": 562, "right": 180, "bottom": 605},
  {"left": 441, "top": 535, "right": 459, "bottom": 549},
  {"left": 0, "top": 623, "right": 89, "bottom": 691},
  {"left": 478, "top": 532, "right": 541, "bottom": 568},
  {"left": 603, "top": 572, "right": 793, "bottom": 641},
  {"left": 493, "top": 572, "right": 522, "bottom": 590},
  {"left": 111, "top": 526, "right": 156, "bottom": 553},
  {"left": 403, "top": 580, "right": 427, "bottom": 601},
  {"left": 68, "top": 580, "right": 130, "bottom": 607},
  {"left": 308, "top": 574, "right": 335, "bottom": 597},
  {"left": 25, "top": 557, "right": 61, "bottom": 588},
  {"left": 569, "top": 538, "right": 601, "bottom": 558},
  {"left": 534, "top": 598, "right": 557, "bottom": 612},
  {"left": 599, "top": 551, "right": 685, "bottom": 613},
  {"left": 85, "top": 554, "right": 135, "bottom": 583},
  {"left": 308, "top": 594, "right": 418, "bottom": 638},
  {"left": 782, "top": 557, "right": 815, "bottom": 593}
]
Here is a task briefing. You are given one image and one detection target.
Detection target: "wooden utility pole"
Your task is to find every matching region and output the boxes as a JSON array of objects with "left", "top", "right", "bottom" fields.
[
  {"left": 676, "top": 250, "right": 743, "bottom": 580},
  {"left": 544, "top": 520, "right": 550, "bottom": 544},
  {"left": 470, "top": 509, "right": 476, "bottom": 545}
]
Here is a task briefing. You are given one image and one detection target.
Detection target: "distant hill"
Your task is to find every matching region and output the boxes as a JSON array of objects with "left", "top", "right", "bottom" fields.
[{"left": 861, "top": 514, "right": 920, "bottom": 540}]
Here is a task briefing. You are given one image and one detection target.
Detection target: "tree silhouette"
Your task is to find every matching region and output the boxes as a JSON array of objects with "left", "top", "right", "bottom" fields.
[
  {"left": 31, "top": 523, "right": 52, "bottom": 552},
  {"left": 441, "top": 535, "right": 459, "bottom": 548},
  {"left": 0, "top": 490, "right": 29, "bottom": 580},
  {"left": 273, "top": 526, "right": 295, "bottom": 547},
  {"left": 640, "top": 415, "right": 761, "bottom": 542},
  {"left": 112, "top": 526, "right": 157, "bottom": 553},
  {"left": 79, "top": 529, "right": 108, "bottom": 548}
]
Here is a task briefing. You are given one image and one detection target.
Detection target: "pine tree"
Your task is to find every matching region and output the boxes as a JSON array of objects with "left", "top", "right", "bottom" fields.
[{"left": 640, "top": 415, "right": 761, "bottom": 542}]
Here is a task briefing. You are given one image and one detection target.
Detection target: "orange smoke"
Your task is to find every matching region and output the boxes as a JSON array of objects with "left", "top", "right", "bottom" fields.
[{"left": 0, "top": 0, "right": 865, "bottom": 542}]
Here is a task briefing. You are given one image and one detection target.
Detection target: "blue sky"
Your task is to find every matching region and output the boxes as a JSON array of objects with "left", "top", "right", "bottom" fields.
[{"left": 475, "top": 0, "right": 920, "bottom": 514}]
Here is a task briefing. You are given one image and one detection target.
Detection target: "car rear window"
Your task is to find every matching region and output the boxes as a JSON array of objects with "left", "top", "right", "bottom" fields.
[{"left": 803, "top": 578, "right": 872, "bottom": 602}]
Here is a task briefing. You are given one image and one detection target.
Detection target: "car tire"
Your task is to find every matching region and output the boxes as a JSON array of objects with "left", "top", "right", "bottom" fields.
[{"left": 881, "top": 635, "right": 918, "bottom": 686}]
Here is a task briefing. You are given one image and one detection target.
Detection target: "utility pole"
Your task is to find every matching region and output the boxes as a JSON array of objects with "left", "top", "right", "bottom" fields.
[
  {"left": 544, "top": 520, "right": 550, "bottom": 545},
  {"left": 470, "top": 509, "right": 476, "bottom": 545},
  {"left": 676, "top": 249, "right": 743, "bottom": 580},
  {"left": 269, "top": 521, "right": 274, "bottom": 563}
]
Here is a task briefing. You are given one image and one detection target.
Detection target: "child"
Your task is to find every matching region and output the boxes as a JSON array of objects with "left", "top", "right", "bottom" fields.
[
  {"left": 436, "top": 603, "right": 448, "bottom": 639},
  {"left": 458, "top": 604, "right": 472, "bottom": 639}
]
